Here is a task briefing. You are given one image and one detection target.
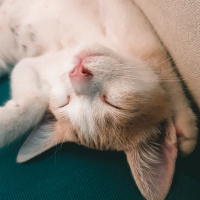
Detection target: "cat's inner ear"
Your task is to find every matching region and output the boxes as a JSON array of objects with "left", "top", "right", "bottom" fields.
[
  {"left": 125, "top": 120, "right": 177, "bottom": 200},
  {"left": 17, "top": 111, "right": 64, "bottom": 163}
]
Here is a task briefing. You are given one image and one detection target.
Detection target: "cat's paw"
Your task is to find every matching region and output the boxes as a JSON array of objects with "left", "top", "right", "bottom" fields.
[
  {"left": 0, "top": 106, "right": 7, "bottom": 147},
  {"left": 175, "top": 106, "right": 198, "bottom": 156},
  {"left": 0, "top": 101, "right": 19, "bottom": 147},
  {"left": 178, "top": 136, "right": 197, "bottom": 156},
  {"left": 5, "top": 100, "right": 19, "bottom": 108}
]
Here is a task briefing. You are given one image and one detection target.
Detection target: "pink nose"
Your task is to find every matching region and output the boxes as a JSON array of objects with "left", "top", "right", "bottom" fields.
[
  {"left": 69, "top": 64, "right": 92, "bottom": 79},
  {"left": 69, "top": 64, "right": 93, "bottom": 95}
]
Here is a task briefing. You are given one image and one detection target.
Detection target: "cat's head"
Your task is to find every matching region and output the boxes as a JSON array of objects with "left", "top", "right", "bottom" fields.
[
  {"left": 17, "top": 45, "right": 177, "bottom": 200},
  {"left": 49, "top": 45, "right": 171, "bottom": 150}
]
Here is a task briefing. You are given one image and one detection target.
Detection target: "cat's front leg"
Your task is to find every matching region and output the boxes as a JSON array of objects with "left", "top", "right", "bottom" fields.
[
  {"left": 173, "top": 96, "right": 198, "bottom": 156},
  {"left": 0, "top": 58, "right": 49, "bottom": 147},
  {"left": 161, "top": 61, "right": 198, "bottom": 155}
]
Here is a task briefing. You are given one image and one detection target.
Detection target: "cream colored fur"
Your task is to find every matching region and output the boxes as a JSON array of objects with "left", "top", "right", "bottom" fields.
[{"left": 0, "top": 1, "right": 198, "bottom": 200}]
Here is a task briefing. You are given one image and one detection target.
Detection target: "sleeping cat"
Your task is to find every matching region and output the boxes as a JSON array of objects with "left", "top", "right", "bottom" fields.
[{"left": 0, "top": 0, "right": 198, "bottom": 200}]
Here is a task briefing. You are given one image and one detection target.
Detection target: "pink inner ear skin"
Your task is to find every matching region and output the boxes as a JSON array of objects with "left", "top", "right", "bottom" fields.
[
  {"left": 126, "top": 120, "right": 177, "bottom": 200},
  {"left": 161, "top": 123, "right": 177, "bottom": 193}
]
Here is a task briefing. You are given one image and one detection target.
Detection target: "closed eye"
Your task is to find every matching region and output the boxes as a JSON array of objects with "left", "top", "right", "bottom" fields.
[
  {"left": 102, "top": 95, "right": 122, "bottom": 110},
  {"left": 58, "top": 95, "right": 71, "bottom": 108}
]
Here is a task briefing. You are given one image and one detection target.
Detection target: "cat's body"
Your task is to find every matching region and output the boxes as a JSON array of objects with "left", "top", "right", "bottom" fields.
[{"left": 0, "top": 1, "right": 198, "bottom": 200}]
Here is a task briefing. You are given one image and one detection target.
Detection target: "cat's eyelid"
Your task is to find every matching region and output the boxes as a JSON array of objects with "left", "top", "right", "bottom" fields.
[
  {"left": 58, "top": 96, "right": 71, "bottom": 108},
  {"left": 102, "top": 95, "right": 122, "bottom": 110}
]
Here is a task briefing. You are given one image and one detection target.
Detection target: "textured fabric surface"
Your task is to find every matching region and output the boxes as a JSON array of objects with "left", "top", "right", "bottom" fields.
[
  {"left": 134, "top": 0, "right": 200, "bottom": 108},
  {"left": 1, "top": 77, "right": 200, "bottom": 199}
]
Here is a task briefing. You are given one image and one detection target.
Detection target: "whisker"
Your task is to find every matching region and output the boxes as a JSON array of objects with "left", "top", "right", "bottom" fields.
[
  {"left": 47, "top": 127, "right": 66, "bottom": 161},
  {"left": 153, "top": 57, "right": 173, "bottom": 68}
]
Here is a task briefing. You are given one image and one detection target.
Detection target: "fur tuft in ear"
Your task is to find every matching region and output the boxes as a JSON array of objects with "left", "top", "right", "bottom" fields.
[
  {"left": 17, "top": 111, "right": 61, "bottom": 163},
  {"left": 126, "top": 120, "right": 177, "bottom": 200}
]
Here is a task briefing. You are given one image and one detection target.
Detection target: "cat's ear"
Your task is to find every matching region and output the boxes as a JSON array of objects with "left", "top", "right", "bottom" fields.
[
  {"left": 17, "top": 111, "right": 63, "bottom": 163},
  {"left": 125, "top": 120, "right": 177, "bottom": 200}
]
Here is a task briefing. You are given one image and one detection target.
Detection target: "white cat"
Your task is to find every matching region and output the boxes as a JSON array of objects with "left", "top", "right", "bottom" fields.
[{"left": 0, "top": 0, "right": 198, "bottom": 200}]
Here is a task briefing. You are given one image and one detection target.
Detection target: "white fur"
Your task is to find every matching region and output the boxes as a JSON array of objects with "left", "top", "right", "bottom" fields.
[{"left": 0, "top": 1, "right": 198, "bottom": 200}]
